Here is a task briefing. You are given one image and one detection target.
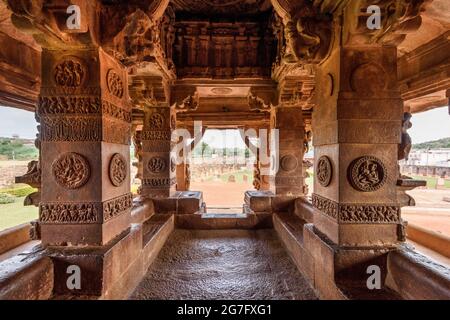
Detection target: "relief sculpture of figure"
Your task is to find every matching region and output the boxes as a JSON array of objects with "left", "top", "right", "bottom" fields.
[{"left": 398, "top": 112, "right": 412, "bottom": 161}]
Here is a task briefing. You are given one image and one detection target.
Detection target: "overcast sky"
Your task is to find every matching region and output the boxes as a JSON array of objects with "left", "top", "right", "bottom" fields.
[{"left": 1, "top": 105, "right": 449, "bottom": 145}]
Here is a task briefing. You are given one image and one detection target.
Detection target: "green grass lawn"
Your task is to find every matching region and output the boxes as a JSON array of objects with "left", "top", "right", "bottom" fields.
[
  {"left": 0, "top": 197, "right": 38, "bottom": 232},
  {"left": 410, "top": 176, "right": 450, "bottom": 189}
]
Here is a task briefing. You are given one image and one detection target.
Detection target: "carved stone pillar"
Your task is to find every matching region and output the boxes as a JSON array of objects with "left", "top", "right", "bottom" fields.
[
  {"left": 37, "top": 48, "right": 132, "bottom": 246},
  {"left": 259, "top": 127, "right": 271, "bottom": 191},
  {"left": 312, "top": 45, "right": 403, "bottom": 247},
  {"left": 140, "top": 104, "right": 176, "bottom": 198},
  {"left": 175, "top": 124, "right": 190, "bottom": 191},
  {"left": 131, "top": 125, "right": 143, "bottom": 188},
  {"left": 270, "top": 106, "right": 305, "bottom": 197}
]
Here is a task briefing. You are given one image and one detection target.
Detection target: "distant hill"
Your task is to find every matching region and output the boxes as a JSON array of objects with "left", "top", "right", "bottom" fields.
[
  {"left": 413, "top": 137, "right": 450, "bottom": 150},
  {"left": 0, "top": 137, "right": 38, "bottom": 160}
]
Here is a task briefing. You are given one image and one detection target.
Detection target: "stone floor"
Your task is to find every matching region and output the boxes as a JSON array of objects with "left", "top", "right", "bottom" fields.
[{"left": 130, "top": 229, "right": 318, "bottom": 300}]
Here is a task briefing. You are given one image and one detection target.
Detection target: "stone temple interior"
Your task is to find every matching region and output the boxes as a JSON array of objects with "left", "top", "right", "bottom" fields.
[{"left": 0, "top": 0, "right": 449, "bottom": 300}]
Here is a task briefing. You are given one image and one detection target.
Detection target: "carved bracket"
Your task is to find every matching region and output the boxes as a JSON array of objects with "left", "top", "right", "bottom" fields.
[
  {"left": 343, "top": 0, "right": 432, "bottom": 46},
  {"left": 270, "top": 0, "right": 348, "bottom": 64}
]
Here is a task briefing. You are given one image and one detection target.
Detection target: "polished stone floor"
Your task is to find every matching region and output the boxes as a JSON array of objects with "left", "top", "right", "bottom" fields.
[{"left": 130, "top": 229, "right": 318, "bottom": 300}]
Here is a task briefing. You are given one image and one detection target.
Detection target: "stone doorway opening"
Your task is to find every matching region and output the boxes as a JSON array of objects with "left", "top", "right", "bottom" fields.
[{"left": 189, "top": 129, "right": 255, "bottom": 212}]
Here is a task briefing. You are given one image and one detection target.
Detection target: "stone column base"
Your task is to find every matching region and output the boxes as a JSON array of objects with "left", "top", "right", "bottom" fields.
[
  {"left": 50, "top": 214, "right": 174, "bottom": 299},
  {"left": 273, "top": 212, "right": 401, "bottom": 299}
]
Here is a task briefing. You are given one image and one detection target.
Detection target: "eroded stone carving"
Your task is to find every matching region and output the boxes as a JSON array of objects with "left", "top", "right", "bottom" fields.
[
  {"left": 39, "top": 96, "right": 101, "bottom": 115},
  {"left": 41, "top": 117, "right": 102, "bottom": 142},
  {"left": 283, "top": 15, "right": 330, "bottom": 64},
  {"left": 312, "top": 194, "right": 400, "bottom": 223},
  {"left": 142, "top": 178, "right": 176, "bottom": 187},
  {"left": 270, "top": 0, "right": 348, "bottom": 64},
  {"left": 54, "top": 59, "right": 86, "bottom": 87},
  {"left": 280, "top": 154, "right": 298, "bottom": 172},
  {"left": 348, "top": 156, "right": 387, "bottom": 192},
  {"left": 40, "top": 202, "right": 99, "bottom": 224},
  {"left": 141, "top": 130, "right": 171, "bottom": 140},
  {"left": 149, "top": 112, "right": 165, "bottom": 129},
  {"left": 52, "top": 153, "right": 90, "bottom": 189},
  {"left": 316, "top": 156, "right": 332, "bottom": 187},
  {"left": 109, "top": 153, "right": 127, "bottom": 187},
  {"left": 339, "top": 204, "right": 400, "bottom": 224},
  {"left": 148, "top": 157, "right": 166, "bottom": 173},
  {"left": 38, "top": 97, "right": 131, "bottom": 122},
  {"left": 106, "top": 69, "right": 124, "bottom": 98},
  {"left": 351, "top": 63, "right": 387, "bottom": 95},
  {"left": 103, "top": 193, "right": 133, "bottom": 221},
  {"left": 248, "top": 93, "right": 270, "bottom": 111},
  {"left": 312, "top": 193, "right": 338, "bottom": 219},
  {"left": 39, "top": 193, "right": 133, "bottom": 224}
]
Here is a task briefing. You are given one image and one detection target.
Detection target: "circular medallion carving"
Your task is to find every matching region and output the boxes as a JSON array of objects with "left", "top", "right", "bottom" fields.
[
  {"left": 351, "top": 63, "right": 387, "bottom": 94},
  {"left": 106, "top": 69, "right": 124, "bottom": 98},
  {"left": 148, "top": 157, "right": 166, "bottom": 173},
  {"left": 280, "top": 155, "right": 298, "bottom": 172},
  {"left": 149, "top": 113, "right": 165, "bottom": 129},
  {"left": 52, "top": 153, "right": 90, "bottom": 189},
  {"left": 316, "top": 156, "right": 332, "bottom": 187},
  {"left": 109, "top": 153, "right": 127, "bottom": 187},
  {"left": 348, "top": 156, "right": 387, "bottom": 192},
  {"left": 54, "top": 58, "right": 86, "bottom": 87}
]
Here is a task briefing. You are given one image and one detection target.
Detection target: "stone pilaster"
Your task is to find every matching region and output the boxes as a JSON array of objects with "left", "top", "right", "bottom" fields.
[
  {"left": 312, "top": 45, "right": 403, "bottom": 247},
  {"left": 38, "top": 48, "right": 132, "bottom": 246},
  {"left": 270, "top": 106, "right": 305, "bottom": 197},
  {"left": 140, "top": 105, "right": 176, "bottom": 197}
]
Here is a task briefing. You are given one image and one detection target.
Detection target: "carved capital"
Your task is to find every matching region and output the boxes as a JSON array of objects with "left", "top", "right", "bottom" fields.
[
  {"left": 343, "top": 0, "right": 432, "bottom": 46},
  {"left": 271, "top": 0, "right": 348, "bottom": 64},
  {"left": 171, "top": 88, "right": 199, "bottom": 111},
  {"left": 248, "top": 93, "right": 270, "bottom": 112},
  {"left": 6, "top": 0, "right": 97, "bottom": 49}
]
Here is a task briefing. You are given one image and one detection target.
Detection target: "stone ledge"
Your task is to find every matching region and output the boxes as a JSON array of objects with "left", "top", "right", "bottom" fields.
[
  {"left": 0, "top": 252, "right": 53, "bottom": 300},
  {"left": 175, "top": 213, "right": 272, "bottom": 230},
  {"left": 0, "top": 222, "right": 31, "bottom": 255},
  {"left": 386, "top": 247, "right": 450, "bottom": 300},
  {"left": 406, "top": 223, "right": 450, "bottom": 258}
]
